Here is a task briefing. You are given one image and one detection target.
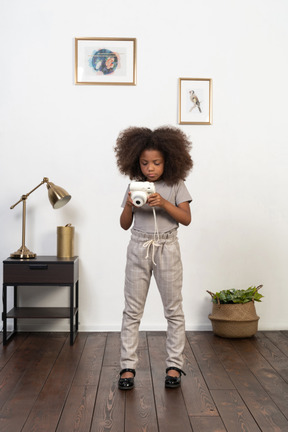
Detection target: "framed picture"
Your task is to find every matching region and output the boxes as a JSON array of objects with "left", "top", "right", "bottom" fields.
[
  {"left": 178, "top": 78, "right": 212, "bottom": 125},
  {"left": 75, "top": 37, "right": 137, "bottom": 85}
]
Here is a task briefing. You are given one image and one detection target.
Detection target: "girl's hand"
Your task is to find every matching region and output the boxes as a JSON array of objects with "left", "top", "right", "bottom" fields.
[
  {"left": 120, "top": 192, "right": 134, "bottom": 230},
  {"left": 147, "top": 193, "right": 191, "bottom": 226},
  {"left": 126, "top": 192, "right": 134, "bottom": 207},
  {"left": 147, "top": 193, "right": 165, "bottom": 207}
]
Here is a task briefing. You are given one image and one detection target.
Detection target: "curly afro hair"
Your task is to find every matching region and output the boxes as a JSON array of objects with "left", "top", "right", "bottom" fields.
[{"left": 114, "top": 126, "right": 193, "bottom": 184}]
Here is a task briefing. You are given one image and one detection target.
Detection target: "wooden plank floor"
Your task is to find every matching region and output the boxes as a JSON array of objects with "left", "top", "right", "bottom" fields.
[{"left": 1, "top": 331, "right": 288, "bottom": 431}]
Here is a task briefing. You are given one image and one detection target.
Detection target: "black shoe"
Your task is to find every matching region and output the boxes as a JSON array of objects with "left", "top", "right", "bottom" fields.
[
  {"left": 165, "top": 367, "right": 186, "bottom": 389},
  {"left": 118, "top": 368, "right": 136, "bottom": 390}
]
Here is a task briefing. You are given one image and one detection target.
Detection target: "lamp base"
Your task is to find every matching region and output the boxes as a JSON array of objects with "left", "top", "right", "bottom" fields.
[{"left": 10, "top": 245, "right": 36, "bottom": 259}]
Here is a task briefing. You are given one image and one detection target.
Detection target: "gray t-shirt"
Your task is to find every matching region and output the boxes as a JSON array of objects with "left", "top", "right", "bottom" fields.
[{"left": 121, "top": 180, "right": 192, "bottom": 233}]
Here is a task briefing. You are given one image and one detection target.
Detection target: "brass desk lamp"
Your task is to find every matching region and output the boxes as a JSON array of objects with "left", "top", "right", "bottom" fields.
[{"left": 10, "top": 177, "right": 71, "bottom": 259}]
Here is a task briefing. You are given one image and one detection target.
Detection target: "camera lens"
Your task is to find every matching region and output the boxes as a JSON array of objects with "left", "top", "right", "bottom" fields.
[{"left": 131, "top": 191, "right": 147, "bottom": 207}]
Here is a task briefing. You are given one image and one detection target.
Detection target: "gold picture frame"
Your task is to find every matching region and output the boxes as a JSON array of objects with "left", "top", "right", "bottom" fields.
[
  {"left": 75, "top": 37, "right": 137, "bottom": 85},
  {"left": 179, "top": 78, "right": 212, "bottom": 125}
]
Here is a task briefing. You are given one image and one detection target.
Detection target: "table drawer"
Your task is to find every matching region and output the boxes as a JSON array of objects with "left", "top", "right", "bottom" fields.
[{"left": 3, "top": 263, "right": 76, "bottom": 284}]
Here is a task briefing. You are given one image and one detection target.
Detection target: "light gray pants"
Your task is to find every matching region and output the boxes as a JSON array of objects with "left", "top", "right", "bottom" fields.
[{"left": 120, "top": 228, "right": 186, "bottom": 370}]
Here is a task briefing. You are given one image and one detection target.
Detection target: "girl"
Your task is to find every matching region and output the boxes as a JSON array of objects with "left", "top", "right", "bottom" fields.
[{"left": 114, "top": 126, "right": 193, "bottom": 390}]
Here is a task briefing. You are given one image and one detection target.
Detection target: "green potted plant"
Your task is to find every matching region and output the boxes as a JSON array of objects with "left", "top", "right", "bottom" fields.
[{"left": 207, "top": 285, "right": 263, "bottom": 338}]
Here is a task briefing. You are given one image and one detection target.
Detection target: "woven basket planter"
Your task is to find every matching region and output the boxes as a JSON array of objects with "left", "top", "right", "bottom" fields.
[{"left": 208, "top": 301, "right": 260, "bottom": 338}]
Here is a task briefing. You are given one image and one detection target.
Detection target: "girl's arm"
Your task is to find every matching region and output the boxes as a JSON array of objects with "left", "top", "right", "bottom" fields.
[
  {"left": 120, "top": 192, "right": 134, "bottom": 230},
  {"left": 147, "top": 193, "right": 191, "bottom": 226}
]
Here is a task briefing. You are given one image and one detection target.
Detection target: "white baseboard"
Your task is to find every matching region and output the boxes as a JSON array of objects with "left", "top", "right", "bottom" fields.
[{"left": 6, "top": 321, "right": 288, "bottom": 333}]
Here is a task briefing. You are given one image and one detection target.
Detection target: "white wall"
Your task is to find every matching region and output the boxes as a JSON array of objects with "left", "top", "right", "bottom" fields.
[{"left": 1, "top": 0, "right": 287, "bottom": 332}]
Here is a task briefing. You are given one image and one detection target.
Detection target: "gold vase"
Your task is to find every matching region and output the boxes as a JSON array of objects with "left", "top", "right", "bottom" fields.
[{"left": 57, "top": 224, "right": 75, "bottom": 258}]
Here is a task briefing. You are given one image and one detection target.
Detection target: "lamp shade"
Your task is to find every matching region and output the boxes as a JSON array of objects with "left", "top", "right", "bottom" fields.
[{"left": 47, "top": 182, "right": 71, "bottom": 209}]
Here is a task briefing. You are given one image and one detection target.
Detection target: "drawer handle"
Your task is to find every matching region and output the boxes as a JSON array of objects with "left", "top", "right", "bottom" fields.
[{"left": 29, "top": 264, "right": 48, "bottom": 270}]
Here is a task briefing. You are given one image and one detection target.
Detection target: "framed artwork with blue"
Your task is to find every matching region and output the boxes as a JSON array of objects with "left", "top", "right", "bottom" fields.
[{"left": 75, "top": 37, "right": 137, "bottom": 85}]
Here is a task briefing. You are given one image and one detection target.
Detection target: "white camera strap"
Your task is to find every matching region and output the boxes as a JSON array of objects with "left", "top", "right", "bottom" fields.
[{"left": 143, "top": 207, "right": 160, "bottom": 265}]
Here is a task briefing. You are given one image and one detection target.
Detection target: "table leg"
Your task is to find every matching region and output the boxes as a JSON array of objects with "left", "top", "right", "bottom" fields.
[
  {"left": 70, "top": 284, "right": 73, "bottom": 345},
  {"left": 14, "top": 286, "right": 18, "bottom": 332},
  {"left": 69, "top": 281, "right": 79, "bottom": 345},
  {"left": 2, "top": 284, "right": 7, "bottom": 345},
  {"left": 75, "top": 280, "right": 79, "bottom": 333},
  {"left": 2, "top": 285, "right": 17, "bottom": 345}
]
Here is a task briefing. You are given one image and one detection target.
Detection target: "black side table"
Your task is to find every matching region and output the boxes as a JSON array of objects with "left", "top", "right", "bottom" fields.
[{"left": 2, "top": 256, "right": 79, "bottom": 345}]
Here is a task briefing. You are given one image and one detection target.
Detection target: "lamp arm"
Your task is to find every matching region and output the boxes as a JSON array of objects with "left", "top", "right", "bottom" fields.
[{"left": 10, "top": 177, "right": 49, "bottom": 209}]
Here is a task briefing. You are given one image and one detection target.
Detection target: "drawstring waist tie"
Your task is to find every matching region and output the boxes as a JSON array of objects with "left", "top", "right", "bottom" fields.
[
  {"left": 143, "top": 238, "right": 160, "bottom": 265},
  {"left": 131, "top": 223, "right": 178, "bottom": 266},
  {"left": 143, "top": 207, "right": 160, "bottom": 265}
]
